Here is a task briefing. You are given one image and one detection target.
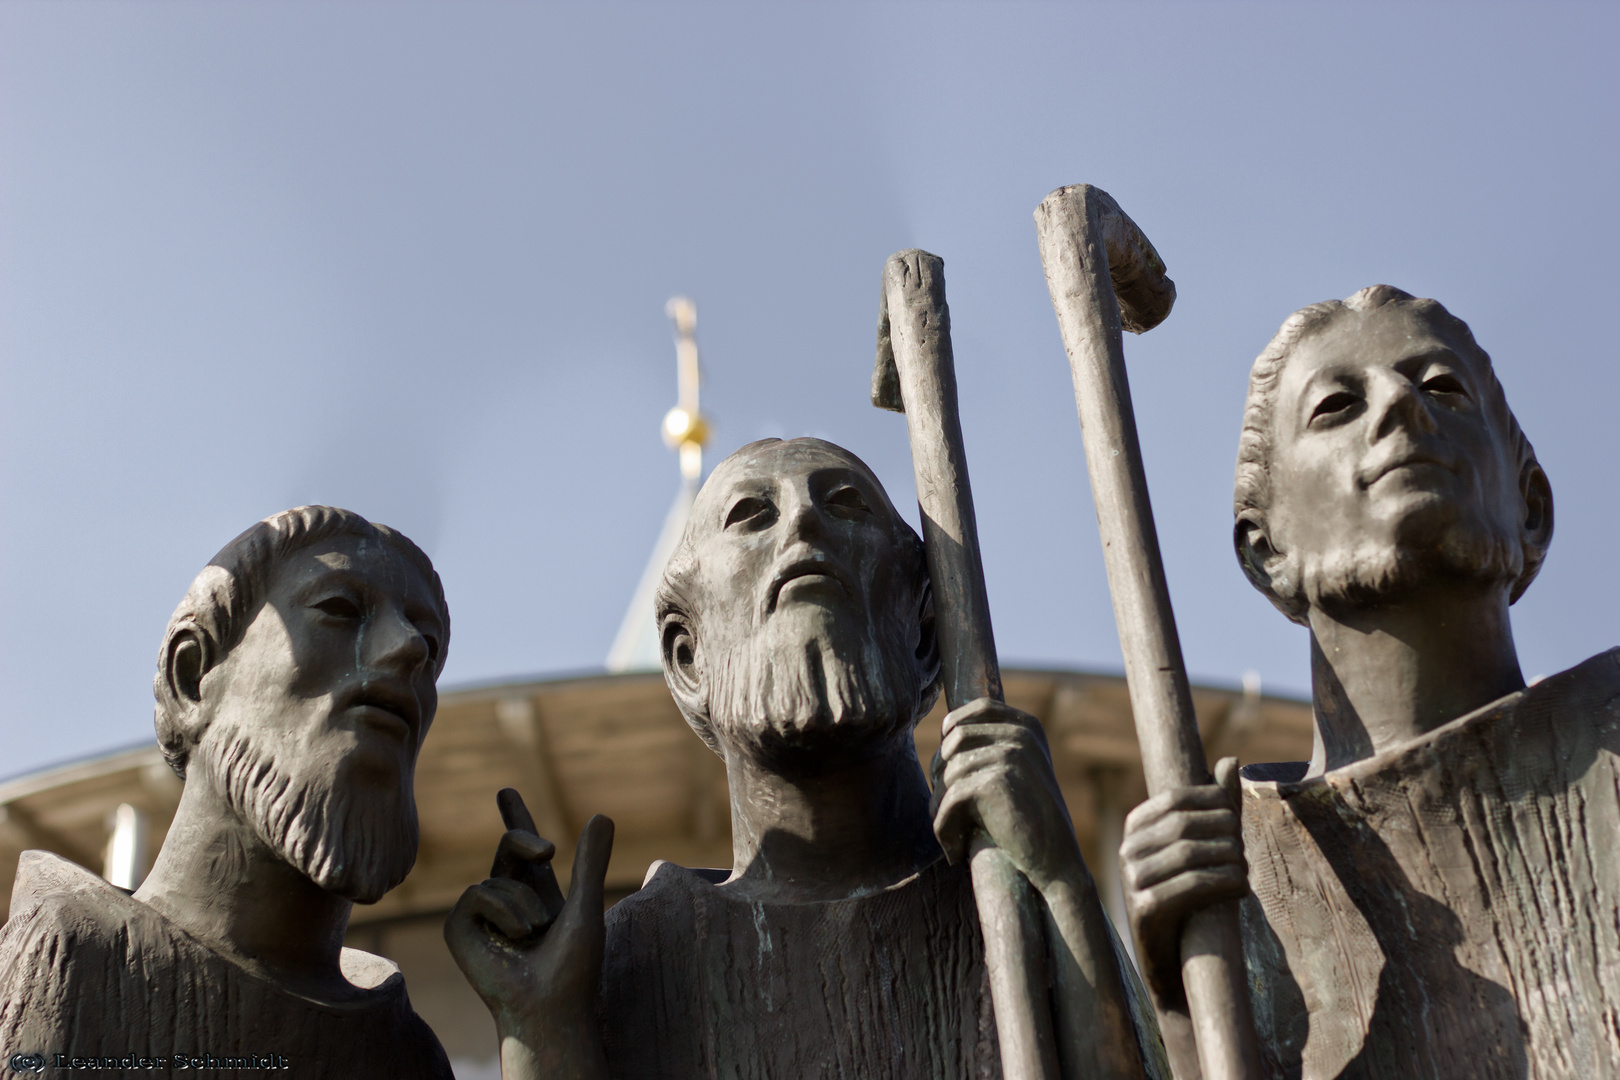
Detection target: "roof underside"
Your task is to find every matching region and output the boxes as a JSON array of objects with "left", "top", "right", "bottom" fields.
[{"left": 0, "top": 667, "right": 1313, "bottom": 925}]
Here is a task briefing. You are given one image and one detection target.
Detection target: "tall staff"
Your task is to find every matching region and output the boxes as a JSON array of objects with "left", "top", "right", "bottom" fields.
[
  {"left": 874, "top": 249, "right": 1061, "bottom": 1080},
  {"left": 1035, "top": 185, "right": 1262, "bottom": 1080}
]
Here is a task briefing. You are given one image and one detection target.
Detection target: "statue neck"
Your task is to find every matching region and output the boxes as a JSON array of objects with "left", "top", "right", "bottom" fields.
[
  {"left": 719, "top": 730, "right": 941, "bottom": 903},
  {"left": 1306, "top": 582, "right": 1525, "bottom": 776},
  {"left": 133, "top": 771, "right": 357, "bottom": 1000}
]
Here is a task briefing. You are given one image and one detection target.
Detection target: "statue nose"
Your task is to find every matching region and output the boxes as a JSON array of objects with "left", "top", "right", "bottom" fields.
[
  {"left": 1369, "top": 374, "right": 1437, "bottom": 442},
  {"left": 783, "top": 493, "right": 831, "bottom": 544},
  {"left": 368, "top": 605, "right": 431, "bottom": 674}
]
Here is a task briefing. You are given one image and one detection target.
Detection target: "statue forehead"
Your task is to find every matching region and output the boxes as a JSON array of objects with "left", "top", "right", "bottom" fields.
[
  {"left": 1280, "top": 303, "right": 1484, "bottom": 394},
  {"left": 261, "top": 532, "right": 442, "bottom": 615},
  {"left": 697, "top": 438, "right": 891, "bottom": 509}
]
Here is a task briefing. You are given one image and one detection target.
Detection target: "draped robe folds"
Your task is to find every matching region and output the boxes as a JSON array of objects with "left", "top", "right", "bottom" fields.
[
  {"left": 1239, "top": 648, "right": 1620, "bottom": 1080},
  {"left": 600, "top": 857, "right": 1003, "bottom": 1080},
  {"left": 599, "top": 851, "right": 1166, "bottom": 1080},
  {"left": 0, "top": 852, "right": 453, "bottom": 1078}
]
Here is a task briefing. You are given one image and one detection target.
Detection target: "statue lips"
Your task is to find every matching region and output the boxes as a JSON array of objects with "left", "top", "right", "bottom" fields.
[
  {"left": 766, "top": 555, "right": 853, "bottom": 615},
  {"left": 1360, "top": 451, "right": 1456, "bottom": 491},
  {"left": 342, "top": 680, "right": 421, "bottom": 746}
]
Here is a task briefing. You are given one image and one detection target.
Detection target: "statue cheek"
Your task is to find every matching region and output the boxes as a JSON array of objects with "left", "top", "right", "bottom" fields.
[{"left": 1269, "top": 559, "right": 1299, "bottom": 603}]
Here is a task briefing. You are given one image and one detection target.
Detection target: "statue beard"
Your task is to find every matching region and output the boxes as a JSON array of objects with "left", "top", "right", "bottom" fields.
[
  {"left": 1298, "top": 508, "right": 1524, "bottom": 615},
  {"left": 196, "top": 720, "right": 419, "bottom": 905},
  {"left": 703, "top": 608, "right": 925, "bottom": 769}
]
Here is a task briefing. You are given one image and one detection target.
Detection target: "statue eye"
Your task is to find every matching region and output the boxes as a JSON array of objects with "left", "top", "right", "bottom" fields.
[
  {"left": 313, "top": 596, "right": 363, "bottom": 621},
  {"left": 725, "top": 496, "right": 776, "bottom": 529},
  {"left": 1310, "top": 391, "right": 1358, "bottom": 425},
  {"left": 826, "top": 486, "right": 871, "bottom": 518},
  {"left": 1421, "top": 372, "right": 1468, "bottom": 400}
]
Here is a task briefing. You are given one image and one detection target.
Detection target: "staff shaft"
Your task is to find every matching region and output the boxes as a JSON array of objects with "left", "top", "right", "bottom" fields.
[
  {"left": 880, "top": 250, "right": 1061, "bottom": 1080},
  {"left": 1035, "top": 186, "right": 1262, "bottom": 1080}
]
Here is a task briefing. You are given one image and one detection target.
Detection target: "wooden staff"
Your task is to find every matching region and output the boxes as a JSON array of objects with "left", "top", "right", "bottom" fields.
[
  {"left": 874, "top": 249, "right": 1062, "bottom": 1080},
  {"left": 1034, "top": 184, "right": 1262, "bottom": 1080}
]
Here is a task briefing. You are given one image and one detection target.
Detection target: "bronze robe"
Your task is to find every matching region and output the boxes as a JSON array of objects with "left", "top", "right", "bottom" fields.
[
  {"left": 1240, "top": 648, "right": 1620, "bottom": 1080},
  {"left": 0, "top": 851, "right": 453, "bottom": 1078},
  {"left": 601, "top": 857, "right": 1001, "bottom": 1079}
]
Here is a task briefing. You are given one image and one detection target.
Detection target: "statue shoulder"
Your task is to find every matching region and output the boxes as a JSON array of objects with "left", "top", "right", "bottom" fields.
[
  {"left": 604, "top": 861, "right": 725, "bottom": 952},
  {"left": 3, "top": 851, "right": 136, "bottom": 957},
  {"left": 0, "top": 852, "right": 143, "bottom": 1051},
  {"left": 1525, "top": 647, "right": 1620, "bottom": 715}
]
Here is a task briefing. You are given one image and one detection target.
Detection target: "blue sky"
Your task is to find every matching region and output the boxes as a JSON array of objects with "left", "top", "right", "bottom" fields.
[{"left": 2, "top": 1, "right": 1616, "bottom": 776}]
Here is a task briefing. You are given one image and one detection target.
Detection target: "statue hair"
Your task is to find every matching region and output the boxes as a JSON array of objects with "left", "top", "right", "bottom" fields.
[
  {"left": 153, "top": 505, "right": 449, "bottom": 778},
  {"left": 1234, "top": 284, "right": 1548, "bottom": 623}
]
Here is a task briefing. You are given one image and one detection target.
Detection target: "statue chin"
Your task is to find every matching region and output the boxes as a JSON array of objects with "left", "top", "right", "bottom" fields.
[
  {"left": 1299, "top": 515, "right": 1524, "bottom": 615},
  {"left": 295, "top": 805, "right": 419, "bottom": 905},
  {"left": 704, "top": 622, "right": 922, "bottom": 772},
  {"left": 200, "top": 725, "right": 420, "bottom": 904}
]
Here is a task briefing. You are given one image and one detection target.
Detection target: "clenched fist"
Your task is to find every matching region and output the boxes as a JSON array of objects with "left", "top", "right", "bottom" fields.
[
  {"left": 1119, "top": 756, "right": 1248, "bottom": 1007},
  {"left": 930, "top": 697, "right": 1082, "bottom": 892}
]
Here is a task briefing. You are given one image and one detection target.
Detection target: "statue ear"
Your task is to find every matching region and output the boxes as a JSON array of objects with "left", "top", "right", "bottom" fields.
[
  {"left": 1235, "top": 511, "right": 1308, "bottom": 624},
  {"left": 1520, "top": 461, "right": 1553, "bottom": 552},
  {"left": 1511, "top": 461, "right": 1554, "bottom": 602},
  {"left": 660, "top": 611, "right": 706, "bottom": 717},
  {"left": 166, "top": 627, "right": 212, "bottom": 705},
  {"left": 156, "top": 624, "right": 217, "bottom": 766}
]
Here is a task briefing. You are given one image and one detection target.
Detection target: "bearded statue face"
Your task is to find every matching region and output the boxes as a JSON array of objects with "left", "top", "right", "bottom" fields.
[
  {"left": 1239, "top": 300, "right": 1551, "bottom": 619},
  {"left": 660, "top": 439, "right": 939, "bottom": 773},
  {"left": 189, "top": 533, "right": 446, "bottom": 903}
]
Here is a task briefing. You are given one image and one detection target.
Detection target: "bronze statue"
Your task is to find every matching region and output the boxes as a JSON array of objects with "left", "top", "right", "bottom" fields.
[
  {"left": 1120, "top": 286, "right": 1620, "bottom": 1078},
  {"left": 448, "top": 437, "right": 1162, "bottom": 1079},
  {"left": 0, "top": 507, "right": 456, "bottom": 1077}
]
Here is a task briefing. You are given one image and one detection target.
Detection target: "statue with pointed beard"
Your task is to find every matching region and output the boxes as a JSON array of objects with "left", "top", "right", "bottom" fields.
[
  {"left": 447, "top": 437, "right": 1163, "bottom": 1080},
  {"left": 0, "top": 506, "right": 456, "bottom": 1078},
  {"left": 1120, "top": 286, "right": 1620, "bottom": 1080}
]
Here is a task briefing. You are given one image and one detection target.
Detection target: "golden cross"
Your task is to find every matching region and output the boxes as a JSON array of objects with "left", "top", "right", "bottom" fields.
[{"left": 661, "top": 297, "right": 709, "bottom": 482}]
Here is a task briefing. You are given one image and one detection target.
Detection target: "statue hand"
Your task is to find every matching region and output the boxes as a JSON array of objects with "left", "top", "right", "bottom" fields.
[
  {"left": 444, "top": 789, "right": 615, "bottom": 1063},
  {"left": 1119, "top": 756, "right": 1248, "bottom": 1008},
  {"left": 931, "top": 697, "right": 1080, "bottom": 893}
]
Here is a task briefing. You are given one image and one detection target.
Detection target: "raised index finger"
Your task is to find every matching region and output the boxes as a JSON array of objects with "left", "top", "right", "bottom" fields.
[{"left": 497, "top": 787, "right": 540, "bottom": 835}]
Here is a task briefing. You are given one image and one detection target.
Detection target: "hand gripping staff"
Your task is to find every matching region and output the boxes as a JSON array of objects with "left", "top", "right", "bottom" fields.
[
  {"left": 1034, "top": 185, "right": 1263, "bottom": 1080},
  {"left": 874, "top": 250, "right": 1061, "bottom": 1080}
]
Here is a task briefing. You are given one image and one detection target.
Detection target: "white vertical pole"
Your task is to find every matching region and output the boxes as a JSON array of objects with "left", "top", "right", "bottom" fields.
[{"left": 104, "top": 803, "right": 149, "bottom": 890}]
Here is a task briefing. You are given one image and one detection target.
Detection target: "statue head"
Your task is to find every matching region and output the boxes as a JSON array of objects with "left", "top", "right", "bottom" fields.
[
  {"left": 1234, "top": 285, "right": 1552, "bottom": 625},
  {"left": 656, "top": 438, "right": 940, "bottom": 770},
  {"left": 154, "top": 506, "right": 450, "bottom": 904}
]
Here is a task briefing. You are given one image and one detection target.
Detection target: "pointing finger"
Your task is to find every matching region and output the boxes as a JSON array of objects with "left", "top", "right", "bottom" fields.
[{"left": 498, "top": 788, "right": 541, "bottom": 835}]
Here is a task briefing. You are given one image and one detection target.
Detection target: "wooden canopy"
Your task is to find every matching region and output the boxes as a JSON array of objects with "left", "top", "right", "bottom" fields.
[
  {"left": 0, "top": 666, "right": 1312, "bottom": 1070},
  {"left": 0, "top": 666, "right": 1311, "bottom": 922}
]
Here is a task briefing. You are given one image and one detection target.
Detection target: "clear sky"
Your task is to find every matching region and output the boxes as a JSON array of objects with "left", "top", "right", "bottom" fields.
[{"left": 2, "top": 1, "right": 1615, "bottom": 777}]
